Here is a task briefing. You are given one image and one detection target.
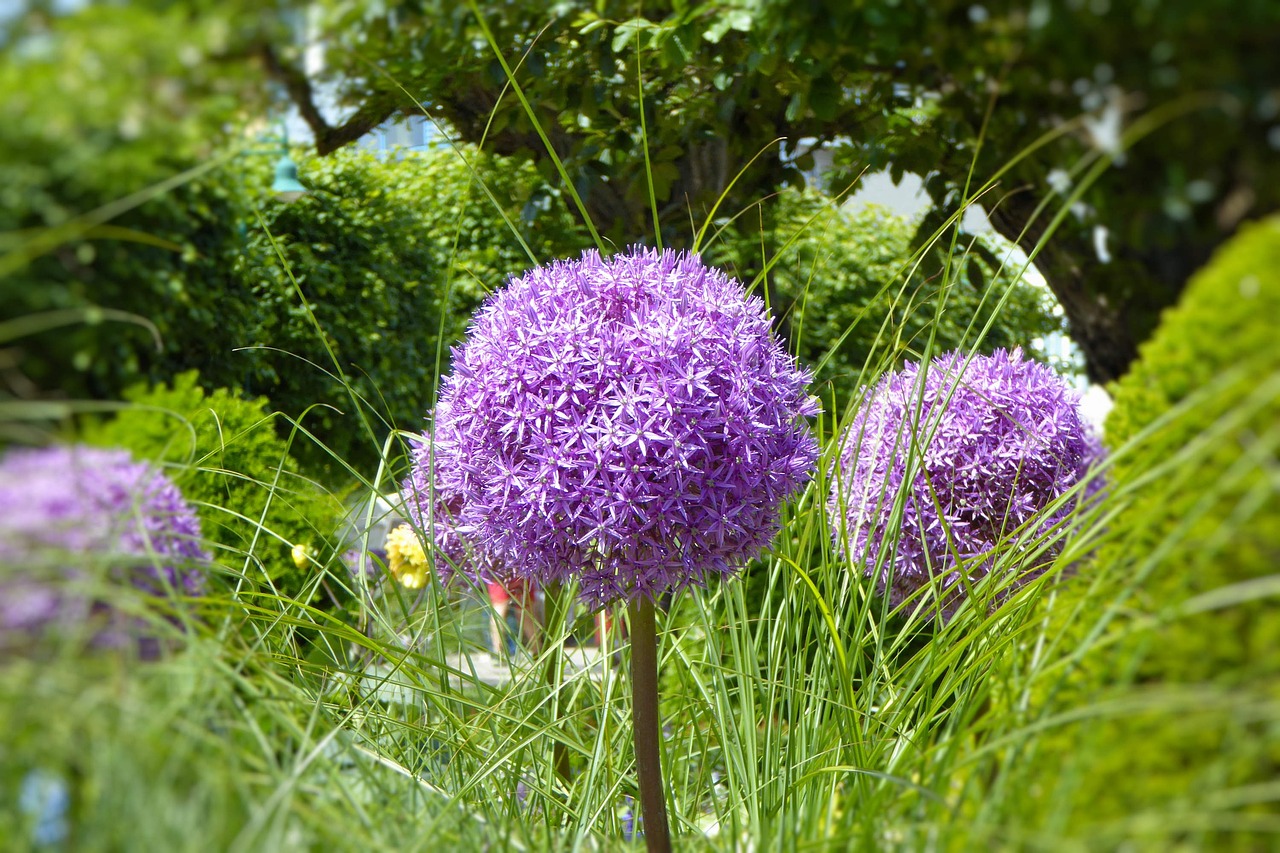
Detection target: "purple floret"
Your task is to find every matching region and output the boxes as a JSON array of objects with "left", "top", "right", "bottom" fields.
[
  {"left": 402, "top": 435, "right": 496, "bottom": 585},
  {"left": 829, "top": 348, "right": 1105, "bottom": 617},
  {"left": 0, "top": 445, "right": 208, "bottom": 639},
  {"left": 404, "top": 247, "right": 820, "bottom": 605}
]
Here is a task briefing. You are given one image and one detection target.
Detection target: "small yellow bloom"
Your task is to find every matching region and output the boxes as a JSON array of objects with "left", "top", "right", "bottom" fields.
[
  {"left": 291, "top": 543, "right": 314, "bottom": 570},
  {"left": 385, "top": 524, "right": 429, "bottom": 589}
]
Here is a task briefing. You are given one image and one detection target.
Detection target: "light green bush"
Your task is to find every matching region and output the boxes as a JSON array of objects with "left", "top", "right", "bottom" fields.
[
  {"left": 78, "top": 371, "right": 344, "bottom": 603},
  {"left": 998, "top": 218, "right": 1280, "bottom": 843},
  {"left": 703, "top": 193, "right": 1060, "bottom": 408},
  {"left": 1102, "top": 216, "right": 1280, "bottom": 685}
]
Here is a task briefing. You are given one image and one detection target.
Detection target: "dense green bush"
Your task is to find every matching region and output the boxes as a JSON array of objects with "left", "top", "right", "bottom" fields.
[
  {"left": 1006, "top": 217, "right": 1280, "bottom": 838},
  {"left": 1104, "top": 216, "right": 1280, "bottom": 677},
  {"left": 233, "top": 151, "right": 446, "bottom": 474},
  {"left": 0, "top": 5, "right": 259, "bottom": 399},
  {"left": 228, "top": 144, "right": 587, "bottom": 474},
  {"left": 77, "top": 371, "right": 344, "bottom": 603},
  {"left": 704, "top": 192, "right": 1060, "bottom": 408}
]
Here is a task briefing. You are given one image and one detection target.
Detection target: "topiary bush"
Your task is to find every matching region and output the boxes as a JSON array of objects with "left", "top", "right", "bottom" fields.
[
  {"left": 1100, "top": 216, "right": 1280, "bottom": 666},
  {"left": 77, "top": 371, "right": 345, "bottom": 604},
  {"left": 237, "top": 145, "right": 585, "bottom": 476},
  {"left": 1102, "top": 216, "right": 1280, "bottom": 688},
  {"left": 994, "top": 217, "right": 1280, "bottom": 843}
]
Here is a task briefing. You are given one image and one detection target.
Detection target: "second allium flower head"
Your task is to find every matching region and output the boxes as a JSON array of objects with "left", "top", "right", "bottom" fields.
[
  {"left": 404, "top": 247, "right": 820, "bottom": 605},
  {"left": 829, "top": 348, "right": 1105, "bottom": 618}
]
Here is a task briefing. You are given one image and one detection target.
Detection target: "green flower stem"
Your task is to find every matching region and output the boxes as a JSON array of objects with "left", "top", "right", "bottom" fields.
[
  {"left": 543, "top": 581, "right": 571, "bottom": 784},
  {"left": 628, "top": 596, "right": 672, "bottom": 853}
]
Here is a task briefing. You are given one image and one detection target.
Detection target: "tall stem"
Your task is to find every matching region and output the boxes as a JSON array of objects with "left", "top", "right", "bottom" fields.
[
  {"left": 628, "top": 597, "right": 672, "bottom": 853},
  {"left": 543, "top": 581, "right": 571, "bottom": 784}
]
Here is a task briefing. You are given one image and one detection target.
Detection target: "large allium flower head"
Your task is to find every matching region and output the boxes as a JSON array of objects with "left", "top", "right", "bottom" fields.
[
  {"left": 415, "top": 247, "right": 821, "bottom": 605},
  {"left": 829, "top": 348, "right": 1106, "bottom": 618},
  {"left": 0, "top": 444, "right": 208, "bottom": 639}
]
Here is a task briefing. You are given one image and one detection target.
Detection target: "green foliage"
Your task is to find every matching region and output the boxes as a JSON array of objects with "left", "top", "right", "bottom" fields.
[
  {"left": 704, "top": 192, "right": 1059, "bottom": 407},
  {"left": 379, "top": 143, "right": 587, "bottom": 312},
  {"left": 2, "top": 9, "right": 585, "bottom": 474},
  {"left": 233, "top": 151, "right": 446, "bottom": 473},
  {"left": 5, "top": 139, "right": 562, "bottom": 479},
  {"left": 0, "top": 5, "right": 262, "bottom": 400},
  {"left": 220, "top": 144, "right": 585, "bottom": 473},
  {"left": 1104, "top": 215, "right": 1280, "bottom": 684},
  {"left": 77, "top": 371, "right": 343, "bottom": 602},
  {"left": 0, "top": 638, "right": 483, "bottom": 850},
  {"left": 276, "top": 0, "right": 1278, "bottom": 381},
  {"left": 1000, "top": 218, "right": 1280, "bottom": 838},
  {"left": 0, "top": 4, "right": 260, "bottom": 204},
  {"left": 0, "top": 7, "right": 525, "bottom": 475}
]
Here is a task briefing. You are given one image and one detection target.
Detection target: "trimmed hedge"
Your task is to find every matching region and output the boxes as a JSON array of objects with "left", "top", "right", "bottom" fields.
[
  {"left": 1007, "top": 217, "right": 1280, "bottom": 842},
  {"left": 1104, "top": 216, "right": 1280, "bottom": 686}
]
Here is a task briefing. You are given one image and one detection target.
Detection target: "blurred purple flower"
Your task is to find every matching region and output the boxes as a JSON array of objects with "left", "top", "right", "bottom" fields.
[
  {"left": 341, "top": 547, "right": 385, "bottom": 580},
  {"left": 620, "top": 795, "right": 640, "bottom": 842},
  {"left": 829, "top": 348, "right": 1105, "bottom": 617},
  {"left": 405, "top": 247, "right": 819, "bottom": 605},
  {"left": 0, "top": 445, "right": 208, "bottom": 640}
]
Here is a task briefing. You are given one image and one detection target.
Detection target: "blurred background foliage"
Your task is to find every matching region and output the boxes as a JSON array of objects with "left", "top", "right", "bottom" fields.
[
  {"left": 0, "top": 0, "right": 1062, "bottom": 484},
  {"left": 75, "top": 371, "right": 345, "bottom": 605},
  {"left": 270, "top": 0, "right": 1280, "bottom": 384}
]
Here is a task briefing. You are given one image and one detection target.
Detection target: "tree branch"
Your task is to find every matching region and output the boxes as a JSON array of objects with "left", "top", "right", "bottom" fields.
[{"left": 257, "top": 42, "right": 396, "bottom": 156}]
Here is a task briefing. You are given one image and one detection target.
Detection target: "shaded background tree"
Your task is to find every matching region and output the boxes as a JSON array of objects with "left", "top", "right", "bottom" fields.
[{"left": 265, "top": 0, "right": 1280, "bottom": 382}]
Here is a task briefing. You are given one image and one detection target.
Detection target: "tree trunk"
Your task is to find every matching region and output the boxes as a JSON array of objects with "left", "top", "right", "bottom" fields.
[{"left": 986, "top": 193, "right": 1146, "bottom": 385}]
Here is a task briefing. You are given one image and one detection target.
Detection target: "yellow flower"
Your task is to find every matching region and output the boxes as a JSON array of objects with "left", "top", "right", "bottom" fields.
[
  {"left": 290, "top": 543, "right": 314, "bottom": 570},
  {"left": 385, "top": 524, "right": 429, "bottom": 589}
]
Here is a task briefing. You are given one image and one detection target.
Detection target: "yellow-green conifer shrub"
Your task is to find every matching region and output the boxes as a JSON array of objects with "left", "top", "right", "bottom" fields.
[
  {"left": 1103, "top": 216, "right": 1280, "bottom": 686},
  {"left": 1001, "top": 218, "right": 1280, "bottom": 847}
]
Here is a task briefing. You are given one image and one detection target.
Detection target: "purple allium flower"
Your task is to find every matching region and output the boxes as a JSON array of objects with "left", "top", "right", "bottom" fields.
[
  {"left": 0, "top": 445, "right": 208, "bottom": 639},
  {"left": 341, "top": 547, "right": 385, "bottom": 580},
  {"left": 401, "top": 436, "right": 499, "bottom": 586},
  {"left": 829, "top": 348, "right": 1105, "bottom": 617},
  {"left": 404, "top": 247, "right": 820, "bottom": 605}
]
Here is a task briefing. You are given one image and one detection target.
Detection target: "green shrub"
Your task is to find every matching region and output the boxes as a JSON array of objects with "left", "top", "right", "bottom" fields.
[
  {"left": 77, "top": 371, "right": 344, "bottom": 603},
  {"left": 233, "top": 151, "right": 445, "bottom": 475},
  {"left": 238, "top": 146, "right": 585, "bottom": 475},
  {"left": 1102, "top": 215, "right": 1280, "bottom": 685},
  {"left": 0, "top": 4, "right": 262, "bottom": 399},
  {"left": 1003, "top": 217, "right": 1280, "bottom": 841},
  {"left": 703, "top": 193, "right": 1060, "bottom": 408}
]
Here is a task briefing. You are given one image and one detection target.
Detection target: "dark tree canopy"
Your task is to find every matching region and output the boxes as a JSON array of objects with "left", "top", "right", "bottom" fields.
[{"left": 263, "top": 0, "right": 1280, "bottom": 383}]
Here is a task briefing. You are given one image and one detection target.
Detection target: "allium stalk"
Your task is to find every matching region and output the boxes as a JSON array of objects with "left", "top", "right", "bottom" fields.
[
  {"left": 829, "top": 348, "right": 1105, "bottom": 618},
  {"left": 627, "top": 596, "right": 669, "bottom": 851},
  {"left": 405, "top": 248, "right": 820, "bottom": 850},
  {"left": 0, "top": 444, "right": 208, "bottom": 648}
]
